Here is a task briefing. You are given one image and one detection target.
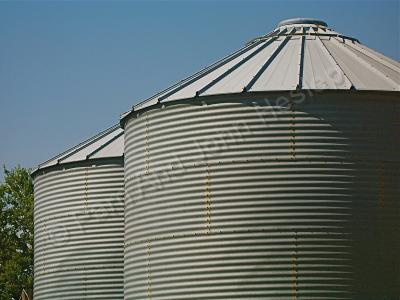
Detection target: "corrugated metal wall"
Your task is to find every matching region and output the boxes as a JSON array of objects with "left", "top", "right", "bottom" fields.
[
  {"left": 124, "top": 94, "right": 399, "bottom": 299},
  {"left": 34, "top": 162, "right": 124, "bottom": 299}
]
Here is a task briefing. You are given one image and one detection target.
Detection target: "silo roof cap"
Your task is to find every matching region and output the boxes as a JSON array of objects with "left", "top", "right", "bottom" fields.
[{"left": 278, "top": 18, "right": 328, "bottom": 27}]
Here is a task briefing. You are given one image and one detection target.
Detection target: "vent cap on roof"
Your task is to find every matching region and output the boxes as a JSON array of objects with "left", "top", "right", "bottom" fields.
[{"left": 278, "top": 18, "right": 328, "bottom": 27}]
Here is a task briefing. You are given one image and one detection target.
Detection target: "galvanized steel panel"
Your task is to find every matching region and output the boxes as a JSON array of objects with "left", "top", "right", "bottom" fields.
[
  {"left": 322, "top": 38, "right": 399, "bottom": 91},
  {"left": 351, "top": 41, "right": 400, "bottom": 68},
  {"left": 122, "top": 19, "right": 400, "bottom": 123},
  {"left": 34, "top": 125, "right": 124, "bottom": 173},
  {"left": 163, "top": 43, "right": 266, "bottom": 101},
  {"left": 203, "top": 39, "right": 281, "bottom": 96},
  {"left": 340, "top": 39, "right": 400, "bottom": 86},
  {"left": 251, "top": 37, "right": 301, "bottom": 91},
  {"left": 302, "top": 37, "right": 352, "bottom": 90},
  {"left": 91, "top": 134, "right": 124, "bottom": 159},
  {"left": 124, "top": 95, "right": 399, "bottom": 299},
  {"left": 61, "top": 128, "right": 123, "bottom": 164},
  {"left": 34, "top": 162, "right": 125, "bottom": 299}
]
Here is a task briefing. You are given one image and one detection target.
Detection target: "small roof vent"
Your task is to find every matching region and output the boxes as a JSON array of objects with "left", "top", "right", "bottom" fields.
[{"left": 278, "top": 18, "right": 328, "bottom": 27}]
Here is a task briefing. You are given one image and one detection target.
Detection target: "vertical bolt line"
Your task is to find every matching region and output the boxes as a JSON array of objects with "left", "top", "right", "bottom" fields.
[
  {"left": 84, "top": 167, "right": 89, "bottom": 214},
  {"left": 43, "top": 221, "right": 46, "bottom": 275},
  {"left": 377, "top": 161, "right": 385, "bottom": 274},
  {"left": 292, "top": 231, "right": 298, "bottom": 300},
  {"left": 146, "top": 241, "right": 153, "bottom": 300},
  {"left": 204, "top": 163, "right": 212, "bottom": 234},
  {"left": 378, "top": 161, "right": 385, "bottom": 208},
  {"left": 290, "top": 103, "right": 296, "bottom": 160},
  {"left": 83, "top": 265, "right": 87, "bottom": 300},
  {"left": 145, "top": 113, "right": 150, "bottom": 175}
]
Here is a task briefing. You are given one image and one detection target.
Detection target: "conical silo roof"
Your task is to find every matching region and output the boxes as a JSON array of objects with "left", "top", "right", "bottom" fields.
[
  {"left": 31, "top": 124, "right": 124, "bottom": 176},
  {"left": 121, "top": 17, "right": 399, "bottom": 124}
]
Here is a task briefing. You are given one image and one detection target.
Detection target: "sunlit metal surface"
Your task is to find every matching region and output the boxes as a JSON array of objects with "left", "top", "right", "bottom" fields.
[
  {"left": 121, "top": 19, "right": 399, "bottom": 120},
  {"left": 33, "top": 126, "right": 124, "bottom": 300},
  {"left": 124, "top": 93, "right": 399, "bottom": 299}
]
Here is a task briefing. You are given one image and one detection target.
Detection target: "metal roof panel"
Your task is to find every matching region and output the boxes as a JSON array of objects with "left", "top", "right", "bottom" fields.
[
  {"left": 322, "top": 38, "right": 399, "bottom": 91},
  {"left": 303, "top": 36, "right": 352, "bottom": 89},
  {"left": 121, "top": 18, "right": 400, "bottom": 124},
  {"left": 251, "top": 37, "right": 301, "bottom": 91},
  {"left": 203, "top": 39, "right": 282, "bottom": 95},
  {"left": 33, "top": 125, "right": 124, "bottom": 175}
]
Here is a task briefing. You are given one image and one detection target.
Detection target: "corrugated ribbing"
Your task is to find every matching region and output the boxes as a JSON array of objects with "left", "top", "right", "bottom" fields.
[
  {"left": 34, "top": 163, "right": 124, "bottom": 299},
  {"left": 124, "top": 95, "right": 399, "bottom": 299}
]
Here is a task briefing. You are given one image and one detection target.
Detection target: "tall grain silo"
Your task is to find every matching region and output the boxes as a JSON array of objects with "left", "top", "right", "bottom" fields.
[
  {"left": 32, "top": 125, "right": 125, "bottom": 300},
  {"left": 122, "top": 18, "right": 400, "bottom": 299}
]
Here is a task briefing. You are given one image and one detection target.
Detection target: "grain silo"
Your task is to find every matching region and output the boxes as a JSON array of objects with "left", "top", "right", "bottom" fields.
[
  {"left": 121, "top": 18, "right": 399, "bottom": 299},
  {"left": 32, "top": 125, "right": 125, "bottom": 299}
]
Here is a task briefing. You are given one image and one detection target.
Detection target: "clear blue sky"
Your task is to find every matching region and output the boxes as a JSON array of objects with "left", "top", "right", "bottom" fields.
[{"left": 0, "top": 0, "right": 399, "bottom": 179}]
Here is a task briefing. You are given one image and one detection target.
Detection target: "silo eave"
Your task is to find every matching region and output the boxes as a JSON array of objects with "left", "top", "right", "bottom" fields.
[
  {"left": 32, "top": 124, "right": 124, "bottom": 178},
  {"left": 120, "top": 88, "right": 400, "bottom": 127}
]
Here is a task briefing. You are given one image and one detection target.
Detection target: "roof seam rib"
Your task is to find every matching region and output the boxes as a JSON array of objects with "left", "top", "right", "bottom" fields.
[
  {"left": 196, "top": 37, "right": 279, "bottom": 96},
  {"left": 56, "top": 126, "right": 119, "bottom": 165},
  {"left": 336, "top": 38, "right": 400, "bottom": 74},
  {"left": 38, "top": 124, "right": 120, "bottom": 168},
  {"left": 157, "top": 40, "right": 265, "bottom": 102},
  {"left": 330, "top": 37, "right": 400, "bottom": 89},
  {"left": 353, "top": 42, "right": 400, "bottom": 67},
  {"left": 245, "top": 28, "right": 280, "bottom": 46},
  {"left": 245, "top": 28, "right": 296, "bottom": 91},
  {"left": 135, "top": 40, "right": 263, "bottom": 108},
  {"left": 336, "top": 39, "right": 400, "bottom": 85},
  {"left": 316, "top": 35, "right": 354, "bottom": 89},
  {"left": 297, "top": 30, "right": 306, "bottom": 89},
  {"left": 85, "top": 131, "right": 124, "bottom": 160}
]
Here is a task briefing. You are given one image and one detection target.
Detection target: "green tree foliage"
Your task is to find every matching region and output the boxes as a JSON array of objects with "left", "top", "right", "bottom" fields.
[{"left": 0, "top": 167, "right": 33, "bottom": 300}]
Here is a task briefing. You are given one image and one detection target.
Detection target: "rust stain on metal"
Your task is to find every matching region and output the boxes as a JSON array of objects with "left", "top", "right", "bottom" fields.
[
  {"left": 145, "top": 114, "right": 150, "bottom": 175},
  {"left": 290, "top": 103, "right": 296, "bottom": 160},
  {"left": 205, "top": 163, "right": 212, "bottom": 234},
  {"left": 84, "top": 167, "right": 89, "bottom": 213},
  {"left": 292, "top": 232, "right": 298, "bottom": 300},
  {"left": 146, "top": 240, "right": 153, "bottom": 299},
  {"left": 379, "top": 162, "right": 385, "bottom": 208}
]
